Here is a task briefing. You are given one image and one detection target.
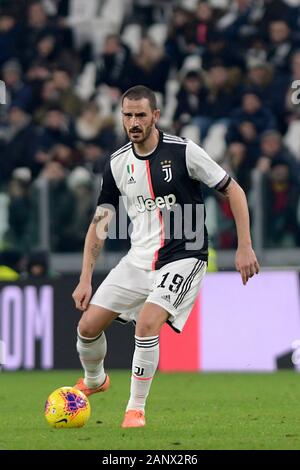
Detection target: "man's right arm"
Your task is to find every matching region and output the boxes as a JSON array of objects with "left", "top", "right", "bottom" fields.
[{"left": 72, "top": 206, "right": 113, "bottom": 311}]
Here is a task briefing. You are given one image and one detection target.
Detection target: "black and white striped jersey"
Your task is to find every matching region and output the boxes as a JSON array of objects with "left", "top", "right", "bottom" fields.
[{"left": 98, "top": 130, "right": 230, "bottom": 270}]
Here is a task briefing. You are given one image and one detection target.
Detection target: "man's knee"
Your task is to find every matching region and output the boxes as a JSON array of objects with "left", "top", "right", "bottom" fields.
[
  {"left": 78, "top": 317, "right": 102, "bottom": 338},
  {"left": 136, "top": 319, "right": 157, "bottom": 337},
  {"left": 77, "top": 305, "right": 118, "bottom": 338},
  {"left": 136, "top": 304, "right": 168, "bottom": 337}
]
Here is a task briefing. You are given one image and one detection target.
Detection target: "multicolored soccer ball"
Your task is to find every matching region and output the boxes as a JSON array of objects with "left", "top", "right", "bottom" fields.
[{"left": 44, "top": 387, "right": 91, "bottom": 428}]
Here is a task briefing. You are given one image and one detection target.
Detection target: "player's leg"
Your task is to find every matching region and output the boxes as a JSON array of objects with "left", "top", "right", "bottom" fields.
[
  {"left": 76, "top": 305, "right": 119, "bottom": 395},
  {"left": 122, "top": 303, "right": 168, "bottom": 428},
  {"left": 122, "top": 258, "right": 207, "bottom": 427},
  {"left": 76, "top": 256, "right": 151, "bottom": 396}
]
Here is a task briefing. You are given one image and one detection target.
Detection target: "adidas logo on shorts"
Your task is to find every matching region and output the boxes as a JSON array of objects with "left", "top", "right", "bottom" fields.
[{"left": 161, "top": 294, "right": 171, "bottom": 302}]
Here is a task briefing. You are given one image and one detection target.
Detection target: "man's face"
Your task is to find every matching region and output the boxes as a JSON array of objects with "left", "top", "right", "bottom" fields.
[
  {"left": 270, "top": 21, "right": 289, "bottom": 43},
  {"left": 249, "top": 67, "right": 267, "bottom": 85},
  {"left": 261, "top": 135, "right": 281, "bottom": 156},
  {"left": 242, "top": 94, "right": 261, "bottom": 114},
  {"left": 122, "top": 97, "right": 159, "bottom": 144},
  {"left": 104, "top": 36, "right": 119, "bottom": 55}
]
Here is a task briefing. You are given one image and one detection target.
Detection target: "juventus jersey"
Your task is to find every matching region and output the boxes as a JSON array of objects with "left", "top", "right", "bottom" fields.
[{"left": 98, "top": 130, "right": 230, "bottom": 270}]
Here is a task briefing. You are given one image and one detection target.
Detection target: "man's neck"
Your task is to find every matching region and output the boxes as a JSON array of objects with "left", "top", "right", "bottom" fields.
[{"left": 133, "top": 128, "right": 160, "bottom": 156}]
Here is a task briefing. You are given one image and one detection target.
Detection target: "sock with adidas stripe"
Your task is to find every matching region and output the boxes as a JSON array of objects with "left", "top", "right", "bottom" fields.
[{"left": 126, "top": 335, "right": 159, "bottom": 412}]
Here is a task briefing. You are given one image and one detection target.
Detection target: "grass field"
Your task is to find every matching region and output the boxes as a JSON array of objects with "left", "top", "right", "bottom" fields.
[{"left": 1, "top": 370, "right": 300, "bottom": 450}]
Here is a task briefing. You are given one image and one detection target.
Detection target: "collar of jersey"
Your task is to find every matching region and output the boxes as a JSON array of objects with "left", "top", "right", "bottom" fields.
[{"left": 132, "top": 129, "right": 163, "bottom": 161}]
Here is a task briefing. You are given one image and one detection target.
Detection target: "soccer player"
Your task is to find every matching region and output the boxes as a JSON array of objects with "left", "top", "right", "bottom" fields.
[{"left": 72, "top": 85, "right": 259, "bottom": 428}]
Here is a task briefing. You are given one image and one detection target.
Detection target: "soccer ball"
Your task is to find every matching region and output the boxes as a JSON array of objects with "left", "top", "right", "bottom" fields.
[{"left": 44, "top": 387, "right": 91, "bottom": 428}]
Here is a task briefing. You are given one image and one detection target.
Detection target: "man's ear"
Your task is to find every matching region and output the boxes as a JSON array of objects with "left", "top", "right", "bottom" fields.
[{"left": 154, "top": 109, "right": 160, "bottom": 124}]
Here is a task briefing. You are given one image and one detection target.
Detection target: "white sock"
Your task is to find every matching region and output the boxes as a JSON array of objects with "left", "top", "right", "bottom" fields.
[
  {"left": 126, "top": 335, "right": 159, "bottom": 412},
  {"left": 76, "top": 328, "right": 107, "bottom": 389}
]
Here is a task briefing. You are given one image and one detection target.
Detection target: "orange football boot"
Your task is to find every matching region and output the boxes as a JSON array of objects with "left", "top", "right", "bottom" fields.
[
  {"left": 74, "top": 374, "right": 110, "bottom": 397},
  {"left": 121, "top": 409, "right": 146, "bottom": 428}
]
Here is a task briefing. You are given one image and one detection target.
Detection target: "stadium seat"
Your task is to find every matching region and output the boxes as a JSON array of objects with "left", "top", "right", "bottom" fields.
[
  {"left": 159, "top": 79, "right": 179, "bottom": 130},
  {"left": 75, "top": 63, "right": 97, "bottom": 100},
  {"left": 95, "top": 85, "right": 115, "bottom": 119},
  {"left": 121, "top": 24, "right": 142, "bottom": 54},
  {"left": 180, "top": 55, "right": 202, "bottom": 75},
  {"left": 180, "top": 0, "right": 199, "bottom": 12},
  {"left": 101, "top": 0, "right": 127, "bottom": 27},
  {"left": 147, "top": 23, "right": 168, "bottom": 47},
  {"left": 180, "top": 125, "right": 200, "bottom": 144},
  {"left": 283, "top": 120, "right": 300, "bottom": 162},
  {"left": 202, "top": 122, "right": 227, "bottom": 162}
]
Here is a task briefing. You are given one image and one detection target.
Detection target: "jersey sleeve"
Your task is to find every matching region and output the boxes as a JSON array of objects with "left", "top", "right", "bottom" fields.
[
  {"left": 97, "top": 159, "right": 121, "bottom": 209},
  {"left": 185, "top": 139, "right": 230, "bottom": 190}
]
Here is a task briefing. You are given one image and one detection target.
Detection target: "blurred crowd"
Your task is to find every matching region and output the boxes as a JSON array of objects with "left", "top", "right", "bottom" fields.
[{"left": 0, "top": 0, "right": 300, "bottom": 269}]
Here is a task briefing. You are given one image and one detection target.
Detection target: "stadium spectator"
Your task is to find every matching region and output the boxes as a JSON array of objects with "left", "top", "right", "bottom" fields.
[
  {"left": 0, "top": 106, "right": 38, "bottom": 183},
  {"left": 95, "top": 34, "right": 132, "bottom": 94},
  {"left": 34, "top": 106, "right": 74, "bottom": 173},
  {"left": 173, "top": 70, "right": 207, "bottom": 133},
  {"left": 67, "top": 166, "right": 95, "bottom": 251},
  {"left": 165, "top": 6, "right": 194, "bottom": 69},
  {"left": 195, "top": 64, "right": 240, "bottom": 141},
  {"left": 216, "top": 0, "right": 261, "bottom": 44},
  {"left": 52, "top": 68, "right": 83, "bottom": 117},
  {"left": 2, "top": 59, "right": 33, "bottom": 112},
  {"left": 224, "top": 141, "right": 252, "bottom": 192},
  {"left": 256, "top": 129, "right": 300, "bottom": 183},
  {"left": 226, "top": 89, "right": 277, "bottom": 159},
  {"left": 0, "top": 12, "right": 20, "bottom": 67},
  {"left": 262, "top": 160, "right": 300, "bottom": 247},
  {"left": 259, "top": 0, "right": 297, "bottom": 37},
  {"left": 26, "top": 250, "right": 51, "bottom": 277},
  {"left": 33, "top": 78, "right": 60, "bottom": 124},
  {"left": 244, "top": 34, "right": 268, "bottom": 68},
  {"left": 186, "top": 1, "right": 217, "bottom": 53},
  {"left": 201, "top": 30, "right": 246, "bottom": 71},
  {"left": 73, "top": 102, "right": 115, "bottom": 173},
  {"left": 29, "top": 160, "right": 76, "bottom": 252},
  {"left": 267, "top": 19, "right": 298, "bottom": 79},
  {"left": 126, "top": 37, "right": 171, "bottom": 96},
  {"left": 245, "top": 61, "right": 287, "bottom": 129},
  {"left": 32, "top": 33, "right": 62, "bottom": 69},
  {"left": 3, "top": 170, "right": 32, "bottom": 252},
  {"left": 130, "top": 0, "right": 166, "bottom": 26},
  {"left": 19, "top": 1, "right": 55, "bottom": 68}
]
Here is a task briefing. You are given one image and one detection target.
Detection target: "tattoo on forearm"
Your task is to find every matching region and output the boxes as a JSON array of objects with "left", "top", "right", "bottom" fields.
[{"left": 91, "top": 242, "right": 102, "bottom": 261}]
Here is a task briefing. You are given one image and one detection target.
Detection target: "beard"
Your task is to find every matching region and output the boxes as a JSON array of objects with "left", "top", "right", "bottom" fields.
[{"left": 125, "top": 119, "right": 154, "bottom": 144}]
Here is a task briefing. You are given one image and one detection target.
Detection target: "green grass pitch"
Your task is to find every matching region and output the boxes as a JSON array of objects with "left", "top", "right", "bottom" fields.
[{"left": 1, "top": 370, "right": 300, "bottom": 450}]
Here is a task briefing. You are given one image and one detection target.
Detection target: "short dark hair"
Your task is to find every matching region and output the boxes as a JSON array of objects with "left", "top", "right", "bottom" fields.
[{"left": 122, "top": 85, "right": 157, "bottom": 111}]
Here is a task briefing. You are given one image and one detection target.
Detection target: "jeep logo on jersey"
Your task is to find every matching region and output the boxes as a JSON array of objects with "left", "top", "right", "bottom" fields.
[
  {"left": 136, "top": 194, "right": 176, "bottom": 212},
  {"left": 161, "top": 160, "right": 172, "bottom": 182}
]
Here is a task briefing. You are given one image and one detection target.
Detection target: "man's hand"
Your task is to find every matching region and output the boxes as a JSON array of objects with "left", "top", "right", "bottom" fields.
[
  {"left": 235, "top": 246, "right": 260, "bottom": 285},
  {"left": 72, "top": 281, "right": 92, "bottom": 311}
]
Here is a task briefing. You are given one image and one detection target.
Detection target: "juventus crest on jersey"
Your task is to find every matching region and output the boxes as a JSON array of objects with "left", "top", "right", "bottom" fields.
[{"left": 98, "top": 130, "right": 230, "bottom": 270}]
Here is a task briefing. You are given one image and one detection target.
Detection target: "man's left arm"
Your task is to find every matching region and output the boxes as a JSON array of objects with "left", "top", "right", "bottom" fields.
[
  {"left": 221, "top": 179, "right": 260, "bottom": 285},
  {"left": 184, "top": 140, "right": 260, "bottom": 284}
]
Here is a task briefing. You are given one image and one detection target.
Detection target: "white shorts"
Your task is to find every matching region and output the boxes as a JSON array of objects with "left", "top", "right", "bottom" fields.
[{"left": 90, "top": 255, "right": 206, "bottom": 332}]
